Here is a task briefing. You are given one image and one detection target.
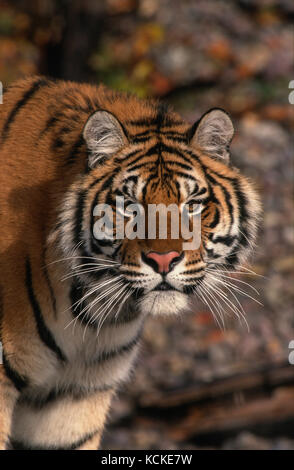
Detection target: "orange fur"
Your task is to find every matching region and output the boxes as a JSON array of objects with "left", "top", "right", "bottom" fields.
[{"left": 0, "top": 76, "right": 261, "bottom": 450}]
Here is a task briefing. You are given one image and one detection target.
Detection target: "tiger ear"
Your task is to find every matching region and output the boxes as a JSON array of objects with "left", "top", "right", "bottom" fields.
[
  {"left": 188, "top": 108, "right": 234, "bottom": 162},
  {"left": 83, "top": 110, "right": 128, "bottom": 168}
]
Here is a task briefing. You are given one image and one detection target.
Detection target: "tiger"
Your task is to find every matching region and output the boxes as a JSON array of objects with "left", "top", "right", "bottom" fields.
[{"left": 0, "top": 76, "right": 261, "bottom": 450}]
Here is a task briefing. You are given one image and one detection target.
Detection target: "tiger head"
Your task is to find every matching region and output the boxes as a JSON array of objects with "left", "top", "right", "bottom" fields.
[{"left": 58, "top": 105, "right": 261, "bottom": 319}]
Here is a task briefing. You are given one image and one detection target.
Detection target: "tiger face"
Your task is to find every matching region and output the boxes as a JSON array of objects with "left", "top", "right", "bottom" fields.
[{"left": 59, "top": 107, "right": 261, "bottom": 319}]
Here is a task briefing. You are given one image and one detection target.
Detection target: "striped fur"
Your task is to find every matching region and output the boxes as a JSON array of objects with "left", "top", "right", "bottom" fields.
[{"left": 0, "top": 77, "right": 261, "bottom": 450}]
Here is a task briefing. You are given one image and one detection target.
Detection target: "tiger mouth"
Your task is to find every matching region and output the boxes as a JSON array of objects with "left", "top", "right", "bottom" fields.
[{"left": 153, "top": 281, "right": 178, "bottom": 292}]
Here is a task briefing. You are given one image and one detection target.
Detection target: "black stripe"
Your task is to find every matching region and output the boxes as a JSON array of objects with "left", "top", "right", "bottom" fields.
[
  {"left": 100, "top": 171, "right": 119, "bottom": 192},
  {"left": 11, "top": 429, "right": 101, "bottom": 451},
  {"left": 230, "top": 179, "right": 250, "bottom": 247},
  {"left": 20, "top": 383, "right": 113, "bottom": 409},
  {"left": 51, "top": 136, "right": 64, "bottom": 151},
  {"left": 2, "top": 352, "right": 28, "bottom": 391},
  {"left": 132, "top": 134, "right": 187, "bottom": 144},
  {"left": 123, "top": 262, "right": 140, "bottom": 267},
  {"left": 67, "top": 134, "right": 84, "bottom": 165},
  {"left": 125, "top": 152, "right": 151, "bottom": 169},
  {"left": 205, "top": 248, "right": 220, "bottom": 259},
  {"left": 167, "top": 171, "right": 197, "bottom": 181},
  {"left": 164, "top": 135, "right": 187, "bottom": 143},
  {"left": 63, "top": 104, "right": 93, "bottom": 113},
  {"left": 197, "top": 186, "right": 207, "bottom": 196},
  {"left": 122, "top": 175, "right": 138, "bottom": 186},
  {"left": 206, "top": 172, "right": 234, "bottom": 225},
  {"left": 70, "top": 280, "right": 86, "bottom": 322},
  {"left": 206, "top": 169, "right": 251, "bottom": 249},
  {"left": 131, "top": 135, "right": 154, "bottom": 144},
  {"left": 166, "top": 160, "right": 192, "bottom": 171},
  {"left": 183, "top": 275, "right": 205, "bottom": 283},
  {"left": 42, "top": 247, "right": 57, "bottom": 318},
  {"left": 126, "top": 117, "right": 184, "bottom": 127},
  {"left": 156, "top": 102, "right": 169, "bottom": 130},
  {"left": 95, "top": 238, "right": 114, "bottom": 247},
  {"left": 131, "top": 129, "right": 185, "bottom": 139},
  {"left": 25, "top": 258, "right": 66, "bottom": 362},
  {"left": 120, "top": 270, "right": 146, "bottom": 277},
  {"left": 90, "top": 330, "right": 142, "bottom": 365},
  {"left": 210, "top": 234, "right": 237, "bottom": 246},
  {"left": 74, "top": 189, "right": 86, "bottom": 247},
  {"left": 209, "top": 206, "right": 220, "bottom": 228},
  {"left": 126, "top": 161, "right": 157, "bottom": 172},
  {"left": 184, "top": 267, "right": 204, "bottom": 275},
  {"left": 126, "top": 143, "right": 194, "bottom": 169},
  {"left": 184, "top": 148, "right": 204, "bottom": 167},
  {"left": 70, "top": 270, "right": 123, "bottom": 326},
  {"left": 70, "top": 279, "right": 109, "bottom": 327},
  {"left": 225, "top": 252, "right": 239, "bottom": 267},
  {"left": 89, "top": 191, "right": 102, "bottom": 255},
  {"left": 2, "top": 78, "right": 48, "bottom": 142},
  {"left": 39, "top": 115, "right": 60, "bottom": 139},
  {"left": 114, "top": 148, "right": 143, "bottom": 165}
]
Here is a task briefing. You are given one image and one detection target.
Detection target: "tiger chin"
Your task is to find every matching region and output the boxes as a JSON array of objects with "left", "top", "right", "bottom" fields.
[{"left": 0, "top": 76, "right": 261, "bottom": 450}]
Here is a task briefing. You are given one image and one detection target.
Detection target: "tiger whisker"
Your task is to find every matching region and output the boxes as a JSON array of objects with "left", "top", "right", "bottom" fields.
[
  {"left": 90, "top": 284, "right": 129, "bottom": 340},
  {"left": 239, "top": 229, "right": 255, "bottom": 250},
  {"left": 73, "top": 262, "right": 120, "bottom": 269},
  {"left": 208, "top": 262, "right": 266, "bottom": 279},
  {"left": 199, "top": 283, "right": 226, "bottom": 329},
  {"left": 64, "top": 276, "right": 123, "bottom": 321},
  {"left": 195, "top": 285, "right": 223, "bottom": 330},
  {"left": 207, "top": 273, "right": 263, "bottom": 306},
  {"left": 65, "top": 278, "right": 125, "bottom": 332},
  {"left": 46, "top": 255, "right": 119, "bottom": 267},
  {"left": 77, "top": 280, "right": 125, "bottom": 321},
  {"left": 235, "top": 264, "right": 267, "bottom": 278},
  {"left": 61, "top": 266, "right": 117, "bottom": 282},
  {"left": 206, "top": 269, "right": 260, "bottom": 295},
  {"left": 115, "top": 287, "right": 133, "bottom": 321},
  {"left": 204, "top": 277, "right": 250, "bottom": 331}
]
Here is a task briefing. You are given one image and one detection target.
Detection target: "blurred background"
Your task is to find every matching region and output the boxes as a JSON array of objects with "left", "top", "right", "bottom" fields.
[{"left": 1, "top": 0, "right": 294, "bottom": 450}]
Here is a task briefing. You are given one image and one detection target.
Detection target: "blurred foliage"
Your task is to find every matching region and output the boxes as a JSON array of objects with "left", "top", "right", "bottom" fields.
[
  {"left": 0, "top": 4, "right": 38, "bottom": 82},
  {"left": 1, "top": 0, "right": 293, "bottom": 107},
  {"left": 89, "top": 22, "right": 166, "bottom": 97}
]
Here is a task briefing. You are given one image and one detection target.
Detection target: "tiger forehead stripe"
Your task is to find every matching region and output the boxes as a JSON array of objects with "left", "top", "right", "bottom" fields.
[
  {"left": 125, "top": 143, "right": 196, "bottom": 172},
  {"left": 125, "top": 117, "right": 185, "bottom": 127},
  {"left": 130, "top": 129, "right": 187, "bottom": 138}
]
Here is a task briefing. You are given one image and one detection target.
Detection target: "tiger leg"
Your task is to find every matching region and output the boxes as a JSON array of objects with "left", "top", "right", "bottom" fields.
[
  {"left": 73, "top": 388, "right": 114, "bottom": 450},
  {"left": 74, "top": 389, "right": 113, "bottom": 450},
  {"left": 0, "top": 365, "right": 20, "bottom": 450},
  {"left": 76, "top": 430, "right": 103, "bottom": 450},
  {"left": 11, "top": 387, "right": 114, "bottom": 450}
]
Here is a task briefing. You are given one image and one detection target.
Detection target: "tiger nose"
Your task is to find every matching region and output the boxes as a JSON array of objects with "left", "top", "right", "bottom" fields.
[{"left": 145, "top": 251, "right": 182, "bottom": 274}]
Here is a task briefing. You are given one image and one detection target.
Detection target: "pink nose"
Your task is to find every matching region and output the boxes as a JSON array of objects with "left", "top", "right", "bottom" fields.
[{"left": 146, "top": 251, "right": 181, "bottom": 273}]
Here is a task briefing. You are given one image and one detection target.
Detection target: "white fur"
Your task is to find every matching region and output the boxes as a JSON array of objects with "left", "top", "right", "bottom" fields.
[
  {"left": 83, "top": 111, "right": 126, "bottom": 167},
  {"left": 193, "top": 109, "right": 234, "bottom": 160}
]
